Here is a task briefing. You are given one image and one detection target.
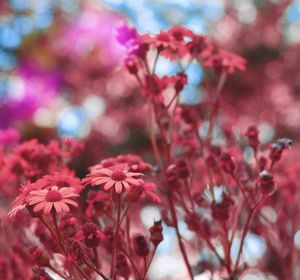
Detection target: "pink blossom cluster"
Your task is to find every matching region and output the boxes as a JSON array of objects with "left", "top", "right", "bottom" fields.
[{"left": 0, "top": 23, "right": 299, "bottom": 280}]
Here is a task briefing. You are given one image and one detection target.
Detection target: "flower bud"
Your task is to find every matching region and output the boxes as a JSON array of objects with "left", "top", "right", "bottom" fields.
[
  {"left": 127, "top": 185, "right": 143, "bottom": 202},
  {"left": 29, "top": 246, "right": 50, "bottom": 267},
  {"left": 180, "top": 107, "right": 197, "bottom": 125},
  {"left": 60, "top": 215, "right": 78, "bottom": 238},
  {"left": 64, "top": 238, "right": 83, "bottom": 262},
  {"left": 185, "top": 212, "right": 201, "bottom": 232},
  {"left": 245, "top": 125, "right": 259, "bottom": 150},
  {"left": 125, "top": 58, "right": 138, "bottom": 75},
  {"left": 220, "top": 153, "right": 236, "bottom": 174},
  {"left": 211, "top": 194, "right": 234, "bottom": 221},
  {"left": 174, "top": 72, "right": 187, "bottom": 94},
  {"left": 81, "top": 222, "right": 103, "bottom": 248},
  {"left": 269, "top": 143, "right": 283, "bottom": 163},
  {"left": 258, "top": 170, "right": 276, "bottom": 196},
  {"left": 175, "top": 159, "right": 190, "bottom": 178},
  {"left": 269, "top": 138, "right": 292, "bottom": 165},
  {"left": 193, "top": 192, "right": 204, "bottom": 206},
  {"left": 277, "top": 138, "right": 293, "bottom": 149},
  {"left": 149, "top": 220, "right": 163, "bottom": 246},
  {"left": 165, "top": 164, "right": 179, "bottom": 188},
  {"left": 133, "top": 235, "right": 149, "bottom": 257},
  {"left": 258, "top": 156, "right": 267, "bottom": 171}
]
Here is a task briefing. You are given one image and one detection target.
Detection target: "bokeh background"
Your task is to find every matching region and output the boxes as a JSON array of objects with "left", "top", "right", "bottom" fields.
[{"left": 1, "top": 0, "right": 300, "bottom": 279}]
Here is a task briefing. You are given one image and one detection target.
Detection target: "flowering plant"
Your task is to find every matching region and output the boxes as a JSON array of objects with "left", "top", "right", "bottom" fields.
[{"left": 1, "top": 21, "right": 299, "bottom": 280}]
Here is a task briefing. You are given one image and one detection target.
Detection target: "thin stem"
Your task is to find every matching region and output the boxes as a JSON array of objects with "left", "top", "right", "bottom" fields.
[
  {"left": 83, "top": 256, "right": 109, "bottom": 280},
  {"left": 72, "top": 261, "right": 93, "bottom": 280},
  {"left": 110, "top": 195, "right": 122, "bottom": 279},
  {"left": 201, "top": 233, "right": 226, "bottom": 267},
  {"left": 167, "top": 194, "right": 193, "bottom": 279},
  {"left": 183, "top": 179, "right": 195, "bottom": 210},
  {"left": 152, "top": 50, "right": 160, "bottom": 75},
  {"left": 221, "top": 222, "right": 232, "bottom": 274},
  {"left": 176, "top": 191, "right": 190, "bottom": 212},
  {"left": 39, "top": 217, "right": 57, "bottom": 243},
  {"left": 142, "top": 247, "right": 157, "bottom": 280},
  {"left": 121, "top": 248, "right": 142, "bottom": 280},
  {"left": 143, "top": 257, "right": 147, "bottom": 276},
  {"left": 92, "top": 247, "right": 99, "bottom": 268},
  {"left": 40, "top": 216, "right": 91, "bottom": 280},
  {"left": 233, "top": 208, "right": 255, "bottom": 273},
  {"left": 119, "top": 200, "right": 133, "bottom": 226},
  {"left": 231, "top": 174, "right": 251, "bottom": 209},
  {"left": 52, "top": 211, "right": 62, "bottom": 244},
  {"left": 126, "top": 216, "right": 132, "bottom": 256},
  {"left": 166, "top": 92, "right": 178, "bottom": 109},
  {"left": 233, "top": 197, "right": 265, "bottom": 273},
  {"left": 207, "top": 71, "right": 227, "bottom": 143},
  {"left": 149, "top": 104, "right": 164, "bottom": 170}
]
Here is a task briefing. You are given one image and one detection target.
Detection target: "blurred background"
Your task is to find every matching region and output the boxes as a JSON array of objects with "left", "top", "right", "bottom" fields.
[{"left": 1, "top": 0, "right": 300, "bottom": 279}]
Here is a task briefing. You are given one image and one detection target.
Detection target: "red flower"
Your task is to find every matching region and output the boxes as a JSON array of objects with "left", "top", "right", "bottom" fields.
[
  {"left": 8, "top": 182, "right": 40, "bottom": 217},
  {"left": 258, "top": 170, "right": 276, "bottom": 196},
  {"left": 83, "top": 167, "right": 144, "bottom": 194},
  {"left": 28, "top": 186, "right": 79, "bottom": 215},
  {"left": 245, "top": 125, "right": 260, "bottom": 150},
  {"left": 185, "top": 34, "right": 212, "bottom": 58},
  {"left": 127, "top": 182, "right": 161, "bottom": 203},
  {"left": 168, "top": 26, "right": 194, "bottom": 42},
  {"left": 36, "top": 173, "right": 83, "bottom": 193},
  {"left": 205, "top": 50, "right": 246, "bottom": 75}
]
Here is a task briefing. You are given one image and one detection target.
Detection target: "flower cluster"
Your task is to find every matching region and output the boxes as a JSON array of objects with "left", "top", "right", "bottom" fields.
[{"left": 1, "top": 20, "right": 298, "bottom": 280}]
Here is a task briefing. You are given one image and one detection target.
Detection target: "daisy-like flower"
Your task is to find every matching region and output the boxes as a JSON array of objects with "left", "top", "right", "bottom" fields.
[
  {"left": 128, "top": 182, "right": 161, "bottom": 203},
  {"left": 28, "top": 186, "right": 79, "bottom": 215},
  {"left": 8, "top": 182, "right": 40, "bottom": 217},
  {"left": 36, "top": 173, "right": 83, "bottom": 193},
  {"left": 204, "top": 50, "right": 246, "bottom": 75},
  {"left": 83, "top": 167, "right": 144, "bottom": 194}
]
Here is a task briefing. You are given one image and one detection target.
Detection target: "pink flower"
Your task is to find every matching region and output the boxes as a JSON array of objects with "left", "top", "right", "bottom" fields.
[
  {"left": 126, "top": 182, "right": 160, "bottom": 203},
  {"left": 28, "top": 186, "right": 79, "bottom": 215},
  {"left": 36, "top": 173, "right": 83, "bottom": 193},
  {"left": 83, "top": 167, "right": 144, "bottom": 194},
  {"left": 8, "top": 183, "right": 40, "bottom": 217},
  {"left": 204, "top": 50, "right": 246, "bottom": 75}
]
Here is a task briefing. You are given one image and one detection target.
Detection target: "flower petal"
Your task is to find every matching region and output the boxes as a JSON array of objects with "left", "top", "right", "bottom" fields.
[
  {"left": 96, "top": 168, "right": 113, "bottom": 176},
  {"left": 125, "top": 178, "right": 143, "bottom": 186},
  {"left": 43, "top": 203, "right": 53, "bottom": 215},
  {"left": 54, "top": 202, "right": 62, "bottom": 213},
  {"left": 122, "top": 181, "right": 130, "bottom": 190},
  {"left": 62, "top": 199, "right": 78, "bottom": 207},
  {"left": 60, "top": 203, "right": 70, "bottom": 212},
  {"left": 115, "top": 181, "right": 123, "bottom": 193},
  {"left": 28, "top": 196, "right": 46, "bottom": 204},
  {"left": 103, "top": 181, "right": 115, "bottom": 191},
  {"left": 127, "top": 172, "right": 144, "bottom": 177},
  {"left": 33, "top": 202, "right": 47, "bottom": 212},
  {"left": 92, "top": 178, "right": 111, "bottom": 185}
]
